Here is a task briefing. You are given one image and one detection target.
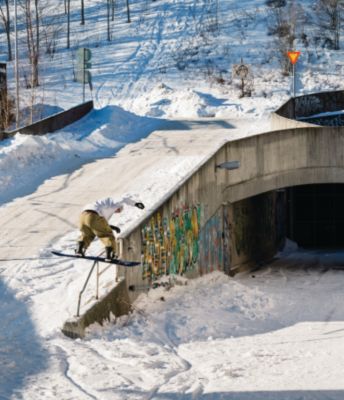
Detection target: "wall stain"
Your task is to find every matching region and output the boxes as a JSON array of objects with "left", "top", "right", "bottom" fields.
[{"left": 199, "top": 208, "right": 224, "bottom": 275}]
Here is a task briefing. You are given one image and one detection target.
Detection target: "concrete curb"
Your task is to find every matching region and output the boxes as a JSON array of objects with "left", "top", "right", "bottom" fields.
[{"left": 62, "top": 278, "right": 132, "bottom": 339}]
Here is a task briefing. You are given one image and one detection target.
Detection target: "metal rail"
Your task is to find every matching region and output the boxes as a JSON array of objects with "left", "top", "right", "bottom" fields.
[
  {"left": 76, "top": 259, "right": 98, "bottom": 317},
  {"left": 76, "top": 252, "right": 119, "bottom": 317}
]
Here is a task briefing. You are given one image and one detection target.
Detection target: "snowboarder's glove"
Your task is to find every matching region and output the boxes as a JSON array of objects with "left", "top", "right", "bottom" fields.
[
  {"left": 135, "top": 202, "right": 145, "bottom": 209},
  {"left": 110, "top": 225, "right": 121, "bottom": 234}
]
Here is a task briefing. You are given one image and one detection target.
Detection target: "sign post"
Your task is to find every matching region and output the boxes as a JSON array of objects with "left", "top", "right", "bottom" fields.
[
  {"left": 287, "top": 51, "right": 300, "bottom": 98},
  {"left": 76, "top": 48, "right": 92, "bottom": 102},
  {"left": 232, "top": 60, "right": 252, "bottom": 98}
]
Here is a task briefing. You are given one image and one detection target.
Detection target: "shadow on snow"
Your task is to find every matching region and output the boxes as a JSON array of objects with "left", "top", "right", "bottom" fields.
[{"left": 0, "top": 278, "right": 47, "bottom": 399}]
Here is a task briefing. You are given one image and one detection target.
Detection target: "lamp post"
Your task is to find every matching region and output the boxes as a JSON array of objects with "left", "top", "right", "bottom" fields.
[{"left": 14, "top": 0, "right": 19, "bottom": 128}]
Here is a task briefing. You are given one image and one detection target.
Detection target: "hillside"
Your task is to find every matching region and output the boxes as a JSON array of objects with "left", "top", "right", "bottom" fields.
[{"left": 1, "top": 0, "right": 343, "bottom": 123}]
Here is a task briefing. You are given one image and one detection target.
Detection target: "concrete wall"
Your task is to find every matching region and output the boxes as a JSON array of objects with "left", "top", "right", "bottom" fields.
[
  {"left": 2, "top": 101, "right": 93, "bottom": 140},
  {"left": 62, "top": 278, "right": 131, "bottom": 339},
  {"left": 270, "top": 111, "right": 315, "bottom": 130},
  {"left": 272, "top": 90, "right": 344, "bottom": 130},
  {"left": 119, "top": 123, "right": 344, "bottom": 301},
  {"left": 228, "top": 191, "right": 285, "bottom": 274}
]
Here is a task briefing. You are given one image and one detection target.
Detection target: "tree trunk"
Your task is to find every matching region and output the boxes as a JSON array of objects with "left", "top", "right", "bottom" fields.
[
  {"left": 81, "top": 0, "right": 85, "bottom": 25},
  {"left": 0, "top": 0, "right": 13, "bottom": 61},
  {"left": 67, "top": 0, "right": 70, "bottom": 48},
  {"left": 35, "top": 0, "right": 39, "bottom": 58},
  {"left": 25, "top": 0, "right": 39, "bottom": 87},
  {"left": 107, "top": 0, "right": 111, "bottom": 41},
  {"left": 111, "top": 0, "right": 115, "bottom": 21},
  {"left": 126, "top": 0, "right": 131, "bottom": 23}
]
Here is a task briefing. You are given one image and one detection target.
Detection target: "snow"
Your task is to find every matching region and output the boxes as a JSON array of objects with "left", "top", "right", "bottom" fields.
[
  {"left": 1, "top": 0, "right": 344, "bottom": 398},
  {"left": 6, "top": 249, "right": 344, "bottom": 399}
]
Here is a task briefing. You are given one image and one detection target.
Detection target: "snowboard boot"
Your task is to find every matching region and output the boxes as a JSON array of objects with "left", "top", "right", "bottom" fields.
[
  {"left": 75, "top": 241, "right": 85, "bottom": 257},
  {"left": 105, "top": 246, "right": 117, "bottom": 261}
]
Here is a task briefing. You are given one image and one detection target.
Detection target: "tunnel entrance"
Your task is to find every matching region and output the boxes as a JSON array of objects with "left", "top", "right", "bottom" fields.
[{"left": 287, "top": 184, "right": 344, "bottom": 248}]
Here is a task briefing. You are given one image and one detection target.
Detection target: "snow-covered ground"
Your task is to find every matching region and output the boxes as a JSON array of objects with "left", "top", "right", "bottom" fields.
[
  {"left": 3, "top": 246, "right": 344, "bottom": 399},
  {"left": 1, "top": 0, "right": 344, "bottom": 398}
]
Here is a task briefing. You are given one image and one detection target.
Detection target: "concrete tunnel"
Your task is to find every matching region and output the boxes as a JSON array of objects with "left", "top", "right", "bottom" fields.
[
  {"left": 62, "top": 90, "right": 344, "bottom": 338},
  {"left": 121, "top": 89, "right": 344, "bottom": 290}
]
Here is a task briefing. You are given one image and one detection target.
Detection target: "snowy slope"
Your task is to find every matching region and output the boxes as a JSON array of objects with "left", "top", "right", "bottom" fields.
[
  {"left": 3, "top": 250, "right": 344, "bottom": 399},
  {"left": 3, "top": 0, "right": 343, "bottom": 123},
  {"left": 1, "top": 0, "right": 344, "bottom": 398}
]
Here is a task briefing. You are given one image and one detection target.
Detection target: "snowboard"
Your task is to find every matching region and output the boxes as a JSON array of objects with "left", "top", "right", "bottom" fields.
[{"left": 51, "top": 250, "right": 140, "bottom": 267}]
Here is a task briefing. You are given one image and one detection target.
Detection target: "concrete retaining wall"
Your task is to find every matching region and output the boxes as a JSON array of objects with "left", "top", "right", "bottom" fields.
[
  {"left": 119, "top": 124, "right": 344, "bottom": 302},
  {"left": 272, "top": 90, "right": 344, "bottom": 130},
  {"left": 62, "top": 278, "right": 131, "bottom": 339},
  {"left": 228, "top": 191, "right": 286, "bottom": 273},
  {"left": 2, "top": 101, "right": 93, "bottom": 140}
]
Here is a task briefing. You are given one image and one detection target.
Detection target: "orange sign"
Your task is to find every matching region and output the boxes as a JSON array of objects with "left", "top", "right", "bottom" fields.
[{"left": 287, "top": 51, "right": 301, "bottom": 65}]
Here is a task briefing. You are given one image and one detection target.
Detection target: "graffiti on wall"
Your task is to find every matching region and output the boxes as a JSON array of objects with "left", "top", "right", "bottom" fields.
[
  {"left": 141, "top": 205, "right": 201, "bottom": 280},
  {"left": 199, "top": 208, "right": 224, "bottom": 275}
]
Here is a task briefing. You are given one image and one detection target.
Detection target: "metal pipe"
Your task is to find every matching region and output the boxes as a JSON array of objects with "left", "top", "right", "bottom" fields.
[
  {"left": 76, "top": 260, "right": 98, "bottom": 317},
  {"left": 96, "top": 261, "right": 99, "bottom": 300}
]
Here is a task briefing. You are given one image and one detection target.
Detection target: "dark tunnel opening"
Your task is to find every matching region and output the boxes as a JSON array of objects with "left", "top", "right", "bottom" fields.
[{"left": 287, "top": 184, "right": 344, "bottom": 249}]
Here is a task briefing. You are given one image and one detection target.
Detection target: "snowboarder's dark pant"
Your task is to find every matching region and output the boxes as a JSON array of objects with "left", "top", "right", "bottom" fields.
[{"left": 78, "top": 210, "right": 117, "bottom": 253}]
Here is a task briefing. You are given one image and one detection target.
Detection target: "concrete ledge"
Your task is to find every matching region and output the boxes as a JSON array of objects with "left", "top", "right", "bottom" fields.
[
  {"left": 274, "top": 90, "right": 344, "bottom": 121},
  {"left": 3, "top": 101, "right": 93, "bottom": 139},
  {"left": 62, "top": 278, "right": 132, "bottom": 339}
]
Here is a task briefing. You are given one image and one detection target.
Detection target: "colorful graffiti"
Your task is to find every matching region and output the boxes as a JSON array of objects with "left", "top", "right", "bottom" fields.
[
  {"left": 199, "top": 208, "right": 224, "bottom": 275},
  {"left": 141, "top": 205, "right": 201, "bottom": 280}
]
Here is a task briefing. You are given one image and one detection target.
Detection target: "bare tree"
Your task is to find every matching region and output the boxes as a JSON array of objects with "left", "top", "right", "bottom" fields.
[
  {"left": 23, "top": 0, "right": 40, "bottom": 87},
  {"left": 41, "top": 11, "right": 63, "bottom": 57},
  {"left": 81, "top": 0, "right": 85, "bottom": 25},
  {"left": 266, "top": 0, "right": 304, "bottom": 75},
  {"left": 67, "top": 0, "right": 70, "bottom": 48},
  {"left": 315, "top": 0, "right": 343, "bottom": 49},
  {"left": 0, "top": 0, "right": 12, "bottom": 61},
  {"left": 126, "top": 0, "right": 131, "bottom": 23},
  {"left": 111, "top": 0, "right": 115, "bottom": 21},
  {"left": 35, "top": 0, "right": 39, "bottom": 56},
  {"left": 107, "top": 0, "right": 111, "bottom": 40}
]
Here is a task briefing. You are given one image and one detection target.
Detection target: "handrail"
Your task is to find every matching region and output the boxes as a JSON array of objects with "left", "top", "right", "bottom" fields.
[
  {"left": 75, "top": 250, "right": 120, "bottom": 317},
  {"left": 76, "top": 258, "right": 99, "bottom": 317}
]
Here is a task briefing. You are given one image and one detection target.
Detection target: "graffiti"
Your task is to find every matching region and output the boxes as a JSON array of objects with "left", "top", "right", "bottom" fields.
[
  {"left": 300, "top": 114, "right": 344, "bottom": 127},
  {"left": 199, "top": 208, "right": 224, "bottom": 275},
  {"left": 141, "top": 205, "right": 201, "bottom": 280}
]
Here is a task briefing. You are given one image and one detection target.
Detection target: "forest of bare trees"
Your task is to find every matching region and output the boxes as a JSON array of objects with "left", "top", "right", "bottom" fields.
[
  {"left": 0, "top": 0, "right": 343, "bottom": 128},
  {"left": 0, "top": 0, "right": 342, "bottom": 84}
]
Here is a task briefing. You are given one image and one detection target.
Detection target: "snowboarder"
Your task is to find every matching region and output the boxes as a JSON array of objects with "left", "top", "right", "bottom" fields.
[{"left": 76, "top": 196, "right": 145, "bottom": 260}]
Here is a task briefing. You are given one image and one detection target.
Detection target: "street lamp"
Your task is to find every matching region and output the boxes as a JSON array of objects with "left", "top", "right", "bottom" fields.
[{"left": 215, "top": 161, "right": 240, "bottom": 171}]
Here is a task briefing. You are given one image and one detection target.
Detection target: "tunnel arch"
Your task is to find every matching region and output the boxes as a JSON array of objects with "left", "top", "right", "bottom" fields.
[{"left": 216, "top": 126, "right": 344, "bottom": 204}]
